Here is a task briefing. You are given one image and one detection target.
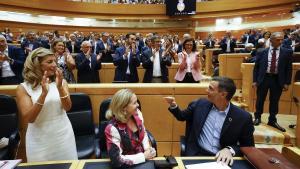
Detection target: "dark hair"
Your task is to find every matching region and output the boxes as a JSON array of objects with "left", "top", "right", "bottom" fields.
[
  {"left": 212, "top": 76, "right": 236, "bottom": 101},
  {"left": 150, "top": 35, "right": 161, "bottom": 42},
  {"left": 183, "top": 38, "right": 196, "bottom": 52},
  {"left": 263, "top": 31, "right": 271, "bottom": 38},
  {"left": 125, "top": 33, "right": 135, "bottom": 39}
]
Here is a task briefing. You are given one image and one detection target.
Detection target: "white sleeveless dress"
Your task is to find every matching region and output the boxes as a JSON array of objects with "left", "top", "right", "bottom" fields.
[{"left": 21, "top": 82, "right": 78, "bottom": 162}]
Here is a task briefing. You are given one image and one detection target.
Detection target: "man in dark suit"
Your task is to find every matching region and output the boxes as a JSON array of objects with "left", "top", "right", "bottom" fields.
[
  {"left": 164, "top": 76, "right": 254, "bottom": 165},
  {"left": 141, "top": 35, "right": 172, "bottom": 83},
  {"left": 253, "top": 32, "right": 293, "bottom": 132},
  {"left": 75, "top": 41, "right": 102, "bottom": 83},
  {"left": 282, "top": 32, "right": 300, "bottom": 52},
  {"left": 204, "top": 33, "right": 216, "bottom": 49},
  {"left": 65, "top": 33, "right": 81, "bottom": 53},
  {"left": 0, "top": 35, "right": 25, "bottom": 85},
  {"left": 113, "top": 33, "right": 140, "bottom": 83},
  {"left": 21, "top": 31, "right": 41, "bottom": 56},
  {"left": 96, "top": 32, "right": 114, "bottom": 63},
  {"left": 220, "top": 31, "right": 237, "bottom": 53}
]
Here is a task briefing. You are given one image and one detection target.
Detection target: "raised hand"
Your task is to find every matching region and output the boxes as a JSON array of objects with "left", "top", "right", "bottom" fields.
[
  {"left": 163, "top": 96, "right": 176, "bottom": 107},
  {"left": 41, "top": 71, "right": 49, "bottom": 95},
  {"left": 131, "top": 43, "right": 136, "bottom": 54},
  {"left": 55, "top": 68, "right": 64, "bottom": 89},
  {"left": 96, "top": 53, "right": 102, "bottom": 61}
]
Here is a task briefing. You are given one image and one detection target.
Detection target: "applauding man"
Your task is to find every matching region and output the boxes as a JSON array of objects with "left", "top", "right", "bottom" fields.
[
  {"left": 75, "top": 41, "right": 102, "bottom": 83},
  {"left": 113, "top": 33, "right": 140, "bottom": 83}
]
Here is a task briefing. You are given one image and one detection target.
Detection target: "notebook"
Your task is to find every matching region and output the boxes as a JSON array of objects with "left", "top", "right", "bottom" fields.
[{"left": 0, "top": 159, "right": 22, "bottom": 169}]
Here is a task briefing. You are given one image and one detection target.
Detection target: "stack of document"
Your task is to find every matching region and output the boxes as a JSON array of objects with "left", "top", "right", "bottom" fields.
[
  {"left": 0, "top": 159, "right": 22, "bottom": 169},
  {"left": 186, "top": 162, "right": 231, "bottom": 169}
]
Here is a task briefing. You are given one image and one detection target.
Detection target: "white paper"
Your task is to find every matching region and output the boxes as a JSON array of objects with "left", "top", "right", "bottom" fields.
[
  {"left": 185, "top": 162, "right": 231, "bottom": 169},
  {"left": 0, "top": 159, "right": 22, "bottom": 169}
]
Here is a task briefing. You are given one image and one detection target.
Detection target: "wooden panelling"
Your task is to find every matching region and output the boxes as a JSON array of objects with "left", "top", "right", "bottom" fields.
[
  {"left": 294, "top": 82, "right": 300, "bottom": 146},
  {"left": 241, "top": 63, "right": 300, "bottom": 114},
  {"left": 204, "top": 48, "right": 221, "bottom": 76},
  {"left": 0, "top": 0, "right": 296, "bottom": 19},
  {"left": 219, "top": 53, "right": 251, "bottom": 89}
]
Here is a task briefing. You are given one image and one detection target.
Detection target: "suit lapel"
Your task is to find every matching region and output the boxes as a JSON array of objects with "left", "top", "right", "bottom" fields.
[{"left": 221, "top": 103, "right": 234, "bottom": 137}]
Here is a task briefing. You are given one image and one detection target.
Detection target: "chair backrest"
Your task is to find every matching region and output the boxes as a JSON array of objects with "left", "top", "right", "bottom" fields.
[
  {"left": 67, "top": 93, "right": 94, "bottom": 136},
  {"left": 0, "top": 95, "right": 18, "bottom": 137},
  {"left": 99, "top": 98, "right": 112, "bottom": 123}
]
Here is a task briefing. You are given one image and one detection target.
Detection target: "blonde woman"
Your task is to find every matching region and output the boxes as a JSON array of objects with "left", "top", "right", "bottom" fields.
[
  {"left": 16, "top": 47, "right": 77, "bottom": 162},
  {"left": 105, "top": 89, "right": 156, "bottom": 168}
]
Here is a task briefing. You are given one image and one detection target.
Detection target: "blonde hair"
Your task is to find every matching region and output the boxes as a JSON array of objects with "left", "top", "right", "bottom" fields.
[
  {"left": 23, "top": 47, "right": 54, "bottom": 89},
  {"left": 106, "top": 89, "right": 135, "bottom": 123}
]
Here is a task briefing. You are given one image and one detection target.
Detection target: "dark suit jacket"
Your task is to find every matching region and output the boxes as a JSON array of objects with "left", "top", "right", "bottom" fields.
[
  {"left": 0, "top": 45, "right": 26, "bottom": 83},
  {"left": 241, "top": 34, "right": 256, "bottom": 45},
  {"left": 21, "top": 40, "right": 41, "bottom": 56},
  {"left": 113, "top": 46, "right": 140, "bottom": 82},
  {"left": 169, "top": 99, "right": 254, "bottom": 156},
  {"left": 66, "top": 41, "right": 81, "bottom": 53},
  {"left": 75, "top": 52, "right": 101, "bottom": 83},
  {"left": 141, "top": 48, "right": 172, "bottom": 83},
  {"left": 253, "top": 47, "right": 293, "bottom": 87},
  {"left": 204, "top": 39, "right": 215, "bottom": 48},
  {"left": 220, "top": 38, "right": 237, "bottom": 53},
  {"left": 282, "top": 38, "right": 300, "bottom": 52},
  {"left": 96, "top": 40, "right": 115, "bottom": 63}
]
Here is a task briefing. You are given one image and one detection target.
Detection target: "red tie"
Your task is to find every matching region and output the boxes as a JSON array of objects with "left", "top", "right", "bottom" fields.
[{"left": 270, "top": 48, "right": 277, "bottom": 73}]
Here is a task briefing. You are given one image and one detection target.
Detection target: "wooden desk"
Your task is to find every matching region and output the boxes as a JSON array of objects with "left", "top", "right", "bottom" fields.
[
  {"left": 204, "top": 48, "right": 221, "bottom": 75},
  {"left": 16, "top": 160, "right": 79, "bottom": 169},
  {"left": 73, "top": 63, "right": 179, "bottom": 83},
  {"left": 294, "top": 82, "right": 300, "bottom": 147},
  {"left": 16, "top": 157, "right": 254, "bottom": 169}
]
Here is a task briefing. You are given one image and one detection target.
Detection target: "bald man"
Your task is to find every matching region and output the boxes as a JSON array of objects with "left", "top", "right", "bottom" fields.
[
  {"left": 0, "top": 35, "right": 25, "bottom": 84},
  {"left": 253, "top": 32, "right": 293, "bottom": 132}
]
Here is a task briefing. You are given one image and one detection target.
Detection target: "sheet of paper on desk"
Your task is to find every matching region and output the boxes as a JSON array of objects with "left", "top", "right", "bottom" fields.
[
  {"left": 0, "top": 159, "right": 22, "bottom": 169},
  {"left": 185, "top": 162, "right": 231, "bottom": 169}
]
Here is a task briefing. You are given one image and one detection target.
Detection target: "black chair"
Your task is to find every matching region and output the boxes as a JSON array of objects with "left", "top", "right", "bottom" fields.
[
  {"left": 0, "top": 95, "right": 20, "bottom": 160},
  {"left": 98, "top": 98, "right": 157, "bottom": 158},
  {"left": 67, "top": 93, "right": 100, "bottom": 159}
]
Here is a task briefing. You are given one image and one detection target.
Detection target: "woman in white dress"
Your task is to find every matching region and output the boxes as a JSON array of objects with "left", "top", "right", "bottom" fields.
[{"left": 16, "top": 47, "right": 77, "bottom": 162}]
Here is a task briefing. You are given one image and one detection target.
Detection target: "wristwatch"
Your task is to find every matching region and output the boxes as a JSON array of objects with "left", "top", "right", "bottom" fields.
[{"left": 225, "top": 146, "right": 235, "bottom": 156}]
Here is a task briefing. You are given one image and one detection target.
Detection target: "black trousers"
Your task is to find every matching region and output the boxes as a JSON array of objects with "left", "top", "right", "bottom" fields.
[
  {"left": 0, "top": 76, "right": 20, "bottom": 85},
  {"left": 176, "top": 73, "right": 199, "bottom": 83},
  {"left": 255, "top": 74, "right": 283, "bottom": 123}
]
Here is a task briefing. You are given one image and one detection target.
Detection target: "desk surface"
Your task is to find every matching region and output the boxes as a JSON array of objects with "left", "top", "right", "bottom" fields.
[{"left": 15, "top": 157, "right": 255, "bottom": 169}]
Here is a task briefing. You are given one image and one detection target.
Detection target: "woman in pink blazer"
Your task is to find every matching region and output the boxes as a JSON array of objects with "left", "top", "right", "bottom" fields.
[{"left": 175, "top": 38, "right": 202, "bottom": 83}]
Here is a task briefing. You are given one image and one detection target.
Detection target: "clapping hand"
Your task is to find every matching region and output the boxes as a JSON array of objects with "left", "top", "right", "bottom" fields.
[
  {"left": 55, "top": 68, "right": 63, "bottom": 89},
  {"left": 41, "top": 71, "right": 49, "bottom": 95},
  {"left": 131, "top": 43, "right": 136, "bottom": 54},
  {"left": 96, "top": 53, "right": 102, "bottom": 61}
]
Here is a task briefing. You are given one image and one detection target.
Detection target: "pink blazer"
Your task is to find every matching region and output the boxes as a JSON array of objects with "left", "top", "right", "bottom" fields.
[{"left": 175, "top": 52, "right": 202, "bottom": 82}]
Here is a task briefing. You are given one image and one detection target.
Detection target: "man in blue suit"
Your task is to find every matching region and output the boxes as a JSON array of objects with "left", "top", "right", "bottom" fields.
[
  {"left": 164, "top": 76, "right": 254, "bottom": 166},
  {"left": 96, "top": 32, "right": 114, "bottom": 63},
  {"left": 113, "top": 33, "right": 140, "bottom": 83},
  {"left": 0, "top": 35, "right": 25, "bottom": 85},
  {"left": 282, "top": 32, "right": 300, "bottom": 52},
  {"left": 75, "top": 41, "right": 102, "bottom": 83},
  {"left": 253, "top": 32, "right": 293, "bottom": 132},
  {"left": 21, "top": 31, "right": 41, "bottom": 56}
]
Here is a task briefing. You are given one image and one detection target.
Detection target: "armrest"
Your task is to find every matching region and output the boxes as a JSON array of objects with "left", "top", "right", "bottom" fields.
[
  {"left": 94, "top": 124, "right": 100, "bottom": 139},
  {"left": 180, "top": 135, "right": 186, "bottom": 156},
  {"left": 9, "top": 130, "right": 20, "bottom": 146},
  {"left": 146, "top": 130, "right": 157, "bottom": 156},
  {"left": 94, "top": 138, "right": 101, "bottom": 159}
]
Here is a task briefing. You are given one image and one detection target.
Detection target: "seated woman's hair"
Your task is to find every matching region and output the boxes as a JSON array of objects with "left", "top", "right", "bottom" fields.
[
  {"left": 105, "top": 89, "right": 135, "bottom": 123},
  {"left": 23, "top": 47, "right": 54, "bottom": 89}
]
